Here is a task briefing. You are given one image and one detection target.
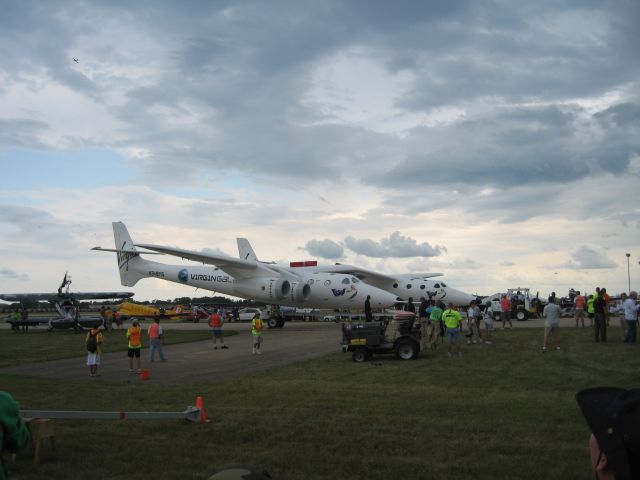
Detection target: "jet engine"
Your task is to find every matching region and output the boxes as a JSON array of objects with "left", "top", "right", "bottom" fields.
[
  {"left": 291, "top": 281, "right": 311, "bottom": 303},
  {"left": 234, "top": 277, "right": 291, "bottom": 302},
  {"left": 271, "top": 278, "right": 291, "bottom": 300}
]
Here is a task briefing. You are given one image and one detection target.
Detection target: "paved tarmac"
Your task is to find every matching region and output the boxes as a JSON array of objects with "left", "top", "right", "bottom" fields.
[{"left": 0, "top": 316, "right": 590, "bottom": 385}]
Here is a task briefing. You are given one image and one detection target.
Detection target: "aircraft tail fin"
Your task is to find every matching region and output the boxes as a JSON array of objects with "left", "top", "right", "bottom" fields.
[
  {"left": 237, "top": 238, "right": 258, "bottom": 261},
  {"left": 112, "top": 222, "right": 147, "bottom": 287}
]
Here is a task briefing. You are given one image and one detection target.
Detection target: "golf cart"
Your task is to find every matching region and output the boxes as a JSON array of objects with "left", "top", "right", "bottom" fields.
[{"left": 341, "top": 311, "right": 423, "bottom": 362}]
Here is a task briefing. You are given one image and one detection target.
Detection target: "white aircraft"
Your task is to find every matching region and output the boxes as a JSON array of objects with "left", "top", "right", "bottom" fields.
[
  {"left": 93, "top": 222, "right": 400, "bottom": 327},
  {"left": 237, "top": 238, "right": 476, "bottom": 307}
]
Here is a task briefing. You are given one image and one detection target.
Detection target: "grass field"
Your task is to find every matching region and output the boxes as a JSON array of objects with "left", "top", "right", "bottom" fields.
[
  {"left": 0, "top": 328, "right": 228, "bottom": 368},
  {"left": 2, "top": 325, "right": 638, "bottom": 479}
]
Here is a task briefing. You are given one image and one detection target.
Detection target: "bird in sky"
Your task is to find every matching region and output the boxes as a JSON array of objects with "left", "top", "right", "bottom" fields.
[{"left": 73, "top": 57, "right": 79, "bottom": 63}]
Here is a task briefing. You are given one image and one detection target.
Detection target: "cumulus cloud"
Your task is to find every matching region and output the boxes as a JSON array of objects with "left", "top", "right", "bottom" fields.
[
  {"left": 304, "top": 239, "right": 344, "bottom": 259},
  {"left": 0, "top": 268, "right": 29, "bottom": 281},
  {"left": 561, "top": 245, "right": 617, "bottom": 270},
  {"left": 344, "top": 232, "right": 445, "bottom": 258}
]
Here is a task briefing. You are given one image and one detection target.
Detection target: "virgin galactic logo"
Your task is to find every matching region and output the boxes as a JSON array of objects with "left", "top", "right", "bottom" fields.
[{"left": 178, "top": 269, "right": 189, "bottom": 283}]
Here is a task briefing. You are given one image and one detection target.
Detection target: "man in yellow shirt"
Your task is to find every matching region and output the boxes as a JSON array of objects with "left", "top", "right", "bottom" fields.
[
  {"left": 251, "top": 313, "right": 264, "bottom": 355},
  {"left": 442, "top": 303, "right": 464, "bottom": 357}
]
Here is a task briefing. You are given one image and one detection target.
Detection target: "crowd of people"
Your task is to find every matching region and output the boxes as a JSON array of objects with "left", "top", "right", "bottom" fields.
[{"left": 400, "top": 287, "right": 640, "bottom": 358}]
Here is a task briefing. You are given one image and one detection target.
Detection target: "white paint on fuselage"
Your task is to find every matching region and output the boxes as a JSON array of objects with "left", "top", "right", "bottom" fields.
[{"left": 130, "top": 258, "right": 397, "bottom": 309}]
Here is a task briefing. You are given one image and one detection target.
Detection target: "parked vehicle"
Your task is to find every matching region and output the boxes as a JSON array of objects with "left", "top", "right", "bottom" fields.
[
  {"left": 236, "top": 307, "right": 269, "bottom": 321},
  {"left": 341, "top": 311, "right": 423, "bottom": 362}
]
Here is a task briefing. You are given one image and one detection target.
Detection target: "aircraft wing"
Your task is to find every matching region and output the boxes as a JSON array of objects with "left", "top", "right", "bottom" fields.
[
  {"left": 0, "top": 293, "right": 62, "bottom": 302},
  {"left": 314, "top": 264, "right": 442, "bottom": 289},
  {"left": 68, "top": 292, "right": 135, "bottom": 300},
  {"left": 0, "top": 292, "right": 134, "bottom": 302},
  {"left": 135, "top": 243, "right": 300, "bottom": 280}
]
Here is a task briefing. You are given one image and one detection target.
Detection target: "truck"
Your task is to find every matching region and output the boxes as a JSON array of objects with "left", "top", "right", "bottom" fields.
[
  {"left": 341, "top": 311, "right": 423, "bottom": 362},
  {"left": 483, "top": 288, "right": 540, "bottom": 321}
]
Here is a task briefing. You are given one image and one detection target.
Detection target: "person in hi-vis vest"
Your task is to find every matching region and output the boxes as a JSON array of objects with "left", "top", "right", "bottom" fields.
[
  {"left": 127, "top": 318, "right": 143, "bottom": 373},
  {"left": 251, "top": 313, "right": 264, "bottom": 355}
]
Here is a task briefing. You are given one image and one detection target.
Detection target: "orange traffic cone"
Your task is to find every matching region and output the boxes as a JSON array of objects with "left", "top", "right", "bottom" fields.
[{"left": 195, "top": 396, "right": 208, "bottom": 423}]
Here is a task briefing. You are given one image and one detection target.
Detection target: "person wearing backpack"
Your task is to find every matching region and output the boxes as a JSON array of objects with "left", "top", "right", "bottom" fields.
[{"left": 85, "top": 326, "right": 103, "bottom": 377}]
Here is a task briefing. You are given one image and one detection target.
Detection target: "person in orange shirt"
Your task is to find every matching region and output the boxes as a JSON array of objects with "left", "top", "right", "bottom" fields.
[
  {"left": 126, "top": 318, "right": 142, "bottom": 373},
  {"left": 574, "top": 290, "right": 586, "bottom": 327},
  {"left": 500, "top": 294, "right": 512, "bottom": 329},
  {"left": 208, "top": 308, "right": 228, "bottom": 350},
  {"left": 147, "top": 317, "right": 167, "bottom": 362}
]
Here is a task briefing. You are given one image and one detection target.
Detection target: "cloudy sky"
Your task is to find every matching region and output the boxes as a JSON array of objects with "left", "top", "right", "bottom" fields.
[{"left": 1, "top": 0, "right": 638, "bottom": 302}]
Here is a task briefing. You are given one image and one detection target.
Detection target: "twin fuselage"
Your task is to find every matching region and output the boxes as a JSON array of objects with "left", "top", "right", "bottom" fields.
[{"left": 128, "top": 257, "right": 400, "bottom": 309}]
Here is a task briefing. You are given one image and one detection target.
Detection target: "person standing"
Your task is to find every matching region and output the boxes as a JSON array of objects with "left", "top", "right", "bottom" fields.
[
  {"left": 19, "top": 307, "right": 29, "bottom": 333},
  {"left": 427, "top": 301, "right": 443, "bottom": 347},
  {"left": 574, "top": 291, "right": 586, "bottom": 327},
  {"left": 466, "top": 301, "right": 480, "bottom": 344},
  {"left": 442, "top": 303, "right": 463, "bottom": 357},
  {"left": 8, "top": 307, "right": 20, "bottom": 332},
  {"left": 0, "top": 391, "right": 30, "bottom": 480},
  {"left": 148, "top": 317, "right": 167, "bottom": 362},
  {"left": 126, "top": 318, "right": 143, "bottom": 373},
  {"left": 482, "top": 305, "right": 494, "bottom": 344},
  {"left": 251, "top": 312, "right": 263, "bottom": 354},
  {"left": 404, "top": 297, "right": 415, "bottom": 313},
  {"left": 113, "top": 309, "right": 123, "bottom": 330},
  {"left": 587, "top": 292, "right": 596, "bottom": 327},
  {"left": 85, "top": 325, "right": 103, "bottom": 377},
  {"left": 542, "top": 298, "right": 561, "bottom": 352},
  {"left": 364, "top": 295, "right": 373, "bottom": 322},
  {"left": 500, "top": 294, "right": 512, "bottom": 329},
  {"left": 621, "top": 291, "right": 639, "bottom": 344},
  {"left": 209, "top": 308, "right": 228, "bottom": 350},
  {"left": 602, "top": 287, "right": 611, "bottom": 326},
  {"left": 594, "top": 291, "right": 607, "bottom": 343}
]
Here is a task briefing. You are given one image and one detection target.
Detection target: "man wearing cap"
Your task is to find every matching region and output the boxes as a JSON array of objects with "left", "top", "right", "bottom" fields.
[{"left": 576, "top": 387, "right": 640, "bottom": 479}]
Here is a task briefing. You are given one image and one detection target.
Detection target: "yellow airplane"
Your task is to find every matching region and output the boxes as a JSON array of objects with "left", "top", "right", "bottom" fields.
[{"left": 116, "top": 302, "right": 194, "bottom": 320}]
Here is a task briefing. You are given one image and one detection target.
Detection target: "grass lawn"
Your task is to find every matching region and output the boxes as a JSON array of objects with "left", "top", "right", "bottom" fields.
[
  {"left": 0, "top": 327, "right": 230, "bottom": 367},
  {"left": 2, "top": 325, "right": 638, "bottom": 479}
]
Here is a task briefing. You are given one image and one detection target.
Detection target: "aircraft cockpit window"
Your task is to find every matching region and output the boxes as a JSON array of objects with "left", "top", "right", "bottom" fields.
[
  {"left": 434, "top": 283, "right": 440, "bottom": 288},
  {"left": 441, "top": 282, "right": 447, "bottom": 287},
  {"left": 341, "top": 278, "right": 350, "bottom": 285},
  {"left": 351, "top": 277, "right": 359, "bottom": 283}
]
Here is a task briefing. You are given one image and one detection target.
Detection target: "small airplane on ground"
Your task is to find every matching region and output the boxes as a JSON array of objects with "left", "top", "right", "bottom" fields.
[
  {"left": 0, "top": 272, "right": 134, "bottom": 332},
  {"left": 236, "top": 239, "right": 476, "bottom": 307},
  {"left": 116, "top": 301, "right": 208, "bottom": 322},
  {"left": 92, "top": 222, "right": 400, "bottom": 327}
]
